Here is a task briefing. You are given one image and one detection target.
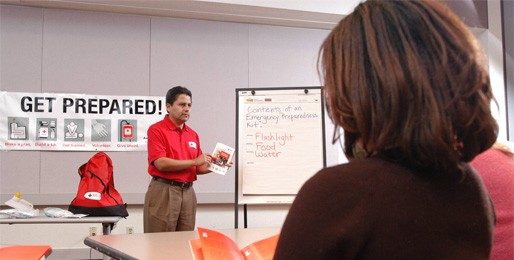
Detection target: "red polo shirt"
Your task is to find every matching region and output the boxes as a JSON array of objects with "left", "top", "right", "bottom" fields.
[
  {"left": 147, "top": 115, "right": 203, "bottom": 182},
  {"left": 471, "top": 148, "right": 514, "bottom": 260}
]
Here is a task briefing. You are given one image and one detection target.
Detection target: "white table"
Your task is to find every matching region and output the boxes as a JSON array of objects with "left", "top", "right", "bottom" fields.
[
  {"left": 0, "top": 216, "right": 122, "bottom": 235},
  {"left": 84, "top": 227, "right": 280, "bottom": 260}
]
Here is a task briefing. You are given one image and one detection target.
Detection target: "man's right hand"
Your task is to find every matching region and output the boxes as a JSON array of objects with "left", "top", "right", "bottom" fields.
[{"left": 193, "top": 154, "right": 206, "bottom": 166}]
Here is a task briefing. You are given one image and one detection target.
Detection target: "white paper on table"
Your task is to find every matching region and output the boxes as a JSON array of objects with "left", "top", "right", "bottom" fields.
[{"left": 4, "top": 195, "right": 39, "bottom": 217}]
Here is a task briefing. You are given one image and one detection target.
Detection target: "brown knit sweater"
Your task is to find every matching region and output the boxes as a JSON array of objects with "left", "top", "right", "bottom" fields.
[{"left": 274, "top": 157, "right": 493, "bottom": 260}]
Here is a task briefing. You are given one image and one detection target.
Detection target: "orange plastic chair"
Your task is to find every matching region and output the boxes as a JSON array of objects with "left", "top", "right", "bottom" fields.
[{"left": 0, "top": 245, "right": 52, "bottom": 260}]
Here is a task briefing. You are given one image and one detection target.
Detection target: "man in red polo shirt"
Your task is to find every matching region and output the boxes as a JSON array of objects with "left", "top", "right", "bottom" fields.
[{"left": 144, "top": 86, "right": 213, "bottom": 232}]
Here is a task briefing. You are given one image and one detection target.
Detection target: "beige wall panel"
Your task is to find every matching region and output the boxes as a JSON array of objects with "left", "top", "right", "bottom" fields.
[
  {"left": 41, "top": 9, "right": 150, "bottom": 95},
  {"left": 150, "top": 17, "right": 249, "bottom": 194}
]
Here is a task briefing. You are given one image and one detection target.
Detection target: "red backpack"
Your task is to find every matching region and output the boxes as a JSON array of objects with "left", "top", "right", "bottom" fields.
[{"left": 69, "top": 152, "right": 129, "bottom": 217}]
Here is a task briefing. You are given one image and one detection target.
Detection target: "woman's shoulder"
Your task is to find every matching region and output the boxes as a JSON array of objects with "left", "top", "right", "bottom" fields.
[
  {"left": 298, "top": 157, "right": 413, "bottom": 197},
  {"left": 314, "top": 157, "right": 410, "bottom": 182},
  {"left": 322, "top": 156, "right": 402, "bottom": 173}
]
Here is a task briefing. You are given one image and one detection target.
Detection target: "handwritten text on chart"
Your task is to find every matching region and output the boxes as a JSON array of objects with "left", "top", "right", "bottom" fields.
[
  {"left": 245, "top": 105, "right": 318, "bottom": 128},
  {"left": 255, "top": 132, "right": 294, "bottom": 145},
  {"left": 252, "top": 131, "right": 294, "bottom": 158}
]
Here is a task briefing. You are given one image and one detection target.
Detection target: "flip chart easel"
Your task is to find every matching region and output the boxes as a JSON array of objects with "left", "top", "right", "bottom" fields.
[{"left": 234, "top": 87, "right": 326, "bottom": 228}]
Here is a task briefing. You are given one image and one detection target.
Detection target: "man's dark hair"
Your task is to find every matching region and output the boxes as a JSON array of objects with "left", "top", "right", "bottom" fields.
[{"left": 166, "top": 86, "right": 192, "bottom": 105}]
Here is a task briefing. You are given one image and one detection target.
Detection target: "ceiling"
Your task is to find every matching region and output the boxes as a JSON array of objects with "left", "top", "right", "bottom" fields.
[
  {"left": 0, "top": 0, "right": 359, "bottom": 29},
  {"left": 0, "top": 0, "right": 487, "bottom": 30}
]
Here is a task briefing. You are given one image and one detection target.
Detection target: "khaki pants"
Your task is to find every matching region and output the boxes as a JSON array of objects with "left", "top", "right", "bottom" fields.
[{"left": 143, "top": 178, "right": 197, "bottom": 233}]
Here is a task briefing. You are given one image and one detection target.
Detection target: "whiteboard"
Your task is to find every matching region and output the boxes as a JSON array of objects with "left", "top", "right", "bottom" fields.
[{"left": 236, "top": 87, "right": 326, "bottom": 204}]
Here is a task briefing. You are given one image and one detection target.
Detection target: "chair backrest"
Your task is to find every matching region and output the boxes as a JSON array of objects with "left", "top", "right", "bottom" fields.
[{"left": 0, "top": 245, "right": 52, "bottom": 260}]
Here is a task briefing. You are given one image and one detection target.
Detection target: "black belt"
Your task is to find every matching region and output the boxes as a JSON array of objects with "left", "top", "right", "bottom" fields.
[{"left": 152, "top": 176, "right": 193, "bottom": 188}]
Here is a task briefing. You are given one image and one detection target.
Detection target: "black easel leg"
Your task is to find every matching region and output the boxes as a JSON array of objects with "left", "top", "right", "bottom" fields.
[{"left": 244, "top": 204, "right": 248, "bottom": 228}]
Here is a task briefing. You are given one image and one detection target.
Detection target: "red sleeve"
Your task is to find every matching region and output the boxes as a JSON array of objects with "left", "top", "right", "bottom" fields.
[{"left": 147, "top": 126, "right": 169, "bottom": 165}]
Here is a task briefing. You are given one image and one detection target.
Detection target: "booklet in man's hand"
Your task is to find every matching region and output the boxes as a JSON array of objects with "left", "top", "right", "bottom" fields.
[
  {"left": 208, "top": 143, "right": 235, "bottom": 175},
  {"left": 189, "top": 227, "right": 279, "bottom": 260}
]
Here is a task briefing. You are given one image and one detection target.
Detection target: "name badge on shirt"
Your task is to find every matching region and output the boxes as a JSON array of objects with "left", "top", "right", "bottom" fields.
[{"left": 189, "top": 141, "right": 197, "bottom": 149}]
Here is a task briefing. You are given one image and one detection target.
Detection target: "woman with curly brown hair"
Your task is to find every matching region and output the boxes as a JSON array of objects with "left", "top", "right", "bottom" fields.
[{"left": 274, "top": 1, "right": 498, "bottom": 259}]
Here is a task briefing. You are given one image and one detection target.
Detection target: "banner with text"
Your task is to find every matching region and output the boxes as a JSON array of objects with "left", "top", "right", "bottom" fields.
[{"left": 0, "top": 91, "right": 165, "bottom": 151}]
